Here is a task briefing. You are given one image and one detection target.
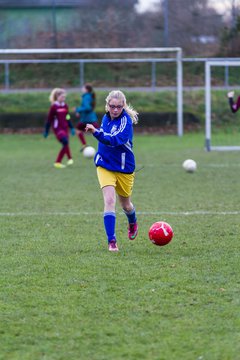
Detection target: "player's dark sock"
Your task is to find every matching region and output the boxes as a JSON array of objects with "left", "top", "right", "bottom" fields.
[
  {"left": 65, "top": 144, "right": 72, "bottom": 159},
  {"left": 56, "top": 146, "right": 66, "bottom": 163},
  {"left": 104, "top": 212, "right": 116, "bottom": 242},
  {"left": 124, "top": 207, "right": 137, "bottom": 224}
]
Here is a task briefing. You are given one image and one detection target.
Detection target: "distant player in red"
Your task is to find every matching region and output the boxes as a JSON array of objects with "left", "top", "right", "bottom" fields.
[
  {"left": 228, "top": 90, "right": 240, "bottom": 113},
  {"left": 43, "top": 88, "right": 75, "bottom": 169}
]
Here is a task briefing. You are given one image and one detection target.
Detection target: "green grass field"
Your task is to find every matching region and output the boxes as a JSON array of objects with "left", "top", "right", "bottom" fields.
[{"left": 0, "top": 133, "right": 239, "bottom": 360}]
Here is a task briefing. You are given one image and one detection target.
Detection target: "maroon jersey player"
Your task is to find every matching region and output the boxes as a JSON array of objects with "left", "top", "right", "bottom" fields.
[
  {"left": 228, "top": 90, "right": 240, "bottom": 113},
  {"left": 44, "top": 88, "right": 75, "bottom": 169}
]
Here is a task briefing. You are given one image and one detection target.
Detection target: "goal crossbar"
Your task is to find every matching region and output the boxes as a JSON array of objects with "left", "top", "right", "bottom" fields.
[{"left": 205, "top": 60, "right": 240, "bottom": 151}]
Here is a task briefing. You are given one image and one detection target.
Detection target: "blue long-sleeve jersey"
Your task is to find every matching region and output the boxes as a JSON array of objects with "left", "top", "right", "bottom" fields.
[{"left": 93, "top": 110, "right": 135, "bottom": 173}]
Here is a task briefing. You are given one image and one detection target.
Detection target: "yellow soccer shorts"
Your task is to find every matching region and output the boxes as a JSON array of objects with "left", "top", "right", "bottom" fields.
[{"left": 97, "top": 166, "right": 135, "bottom": 197}]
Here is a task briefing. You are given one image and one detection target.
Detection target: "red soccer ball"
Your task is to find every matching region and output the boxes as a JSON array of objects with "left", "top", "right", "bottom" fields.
[{"left": 148, "top": 221, "right": 174, "bottom": 246}]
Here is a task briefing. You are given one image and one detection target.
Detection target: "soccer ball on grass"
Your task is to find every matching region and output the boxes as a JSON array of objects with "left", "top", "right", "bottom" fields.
[
  {"left": 182, "top": 159, "right": 197, "bottom": 173},
  {"left": 148, "top": 221, "right": 174, "bottom": 246}
]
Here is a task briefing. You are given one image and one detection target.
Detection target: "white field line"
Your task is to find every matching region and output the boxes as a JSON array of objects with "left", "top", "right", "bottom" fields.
[
  {"left": 0, "top": 211, "right": 240, "bottom": 217},
  {"left": 141, "top": 164, "right": 240, "bottom": 168}
]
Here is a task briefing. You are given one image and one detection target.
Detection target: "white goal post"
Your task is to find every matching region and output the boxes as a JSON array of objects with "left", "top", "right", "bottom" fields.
[
  {"left": 205, "top": 59, "right": 240, "bottom": 151},
  {"left": 0, "top": 47, "right": 183, "bottom": 136}
]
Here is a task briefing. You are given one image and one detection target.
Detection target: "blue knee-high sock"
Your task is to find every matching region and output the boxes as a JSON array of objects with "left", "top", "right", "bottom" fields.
[
  {"left": 123, "top": 207, "right": 137, "bottom": 224},
  {"left": 103, "top": 212, "right": 116, "bottom": 243}
]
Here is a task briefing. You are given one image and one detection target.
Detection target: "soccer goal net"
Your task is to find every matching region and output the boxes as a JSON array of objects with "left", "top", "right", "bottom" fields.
[{"left": 205, "top": 60, "right": 240, "bottom": 151}]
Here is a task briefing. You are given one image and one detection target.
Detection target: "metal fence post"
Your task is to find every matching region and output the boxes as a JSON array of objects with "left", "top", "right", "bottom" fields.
[
  {"left": 79, "top": 61, "right": 84, "bottom": 88},
  {"left": 151, "top": 61, "right": 156, "bottom": 91},
  {"left": 5, "top": 62, "right": 10, "bottom": 90},
  {"left": 224, "top": 65, "right": 229, "bottom": 87}
]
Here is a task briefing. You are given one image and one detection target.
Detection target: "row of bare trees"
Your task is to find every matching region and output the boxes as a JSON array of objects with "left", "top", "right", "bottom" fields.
[{"left": 0, "top": 0, "right": 240, "bottom": 56}]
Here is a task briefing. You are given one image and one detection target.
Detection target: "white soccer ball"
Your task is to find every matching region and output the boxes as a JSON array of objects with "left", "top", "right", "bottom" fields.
[
  {"left": 83, "top": 146, "right": 96, "bottom": 159},
  {"left": 182, "top": 159, "right": 197, "bottom": 173}
]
